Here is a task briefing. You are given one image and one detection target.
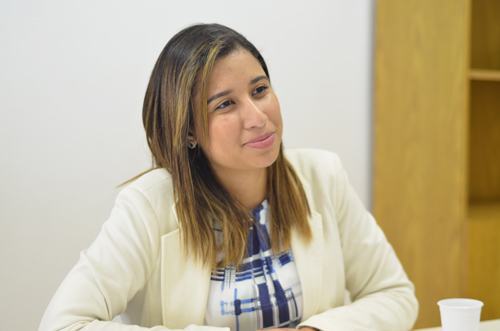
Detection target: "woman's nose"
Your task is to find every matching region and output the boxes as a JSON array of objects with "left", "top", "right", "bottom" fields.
[{"left": 241, "top": 97, "right": 266, "bottom": 129}]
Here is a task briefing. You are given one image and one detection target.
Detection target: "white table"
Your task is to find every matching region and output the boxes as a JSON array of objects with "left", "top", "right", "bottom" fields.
[{"left": 416, "top": 319, "right": 500, "bottom": 330}]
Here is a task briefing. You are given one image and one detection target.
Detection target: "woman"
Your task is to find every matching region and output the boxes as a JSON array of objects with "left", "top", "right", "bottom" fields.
[{"left": 39, "top": 23, "right": 418, "bottom": 331}]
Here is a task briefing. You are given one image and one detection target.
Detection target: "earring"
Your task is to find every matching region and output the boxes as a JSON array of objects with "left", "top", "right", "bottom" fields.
[{"left": 187, "top": 137, "right": 197, "bottom": 149}]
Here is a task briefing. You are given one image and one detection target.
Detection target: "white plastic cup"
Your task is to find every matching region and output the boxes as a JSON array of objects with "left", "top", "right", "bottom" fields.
[{"left": 437, "top": 298, "right": 483, "bottom": 331}]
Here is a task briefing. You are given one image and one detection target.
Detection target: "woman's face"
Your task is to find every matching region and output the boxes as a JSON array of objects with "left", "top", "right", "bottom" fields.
[{"left": 197, "top": 48, "right": 283, "bottom": 178}]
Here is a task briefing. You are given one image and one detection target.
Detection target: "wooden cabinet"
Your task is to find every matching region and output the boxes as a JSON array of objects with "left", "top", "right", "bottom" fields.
[
  {"left": 373, "top": 0, "right": 500, "bottom": 327},
  {"left": 467, "top": 0, "right": 500, "bottom": 321}
]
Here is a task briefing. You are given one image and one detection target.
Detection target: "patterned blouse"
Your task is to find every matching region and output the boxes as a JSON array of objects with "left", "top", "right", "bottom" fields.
[{"left": 205, "top": 201, "right": 303, "bottom": 331}]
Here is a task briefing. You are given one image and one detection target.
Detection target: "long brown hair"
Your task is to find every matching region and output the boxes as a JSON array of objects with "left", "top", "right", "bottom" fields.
[{"left": 140, "top": 23, "right": 311, "bottom": 267}]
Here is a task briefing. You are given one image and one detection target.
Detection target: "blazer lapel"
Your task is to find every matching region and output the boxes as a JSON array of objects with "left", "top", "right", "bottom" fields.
[
  {"left": 160, "top": 207, "right": 211, "bottom": 328},
  {"left": 291, "top": 209, "right": 324, "bottom": 320},
  {"left": 160, "top": 218, "right": 325, "bottom": 327},
  {"left": 159, "top": 177, "right": 325, "bottom": 326},
  {"left": 291, "top": 172, "right": 325, "bottom": 320}
]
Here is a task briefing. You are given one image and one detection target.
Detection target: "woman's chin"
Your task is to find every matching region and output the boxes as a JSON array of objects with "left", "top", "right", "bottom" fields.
[{"left": 252, "top": 147, "right": 281, "bottom": 168}]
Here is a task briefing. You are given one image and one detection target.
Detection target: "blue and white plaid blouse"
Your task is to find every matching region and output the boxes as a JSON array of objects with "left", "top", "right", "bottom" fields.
[{"left": 205, "top": 201, "right": 303, "bottom": 331}]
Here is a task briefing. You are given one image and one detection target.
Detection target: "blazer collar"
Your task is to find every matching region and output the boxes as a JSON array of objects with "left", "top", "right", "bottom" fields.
[
  {"left": 292, "top": 173, "right": 325, "bottom": 320},
  {"left": 159, "top": 205, "right": 211, "bottom": 328},
  {"left": 160, "top": 179, "right": 324, "bottom": 326}
]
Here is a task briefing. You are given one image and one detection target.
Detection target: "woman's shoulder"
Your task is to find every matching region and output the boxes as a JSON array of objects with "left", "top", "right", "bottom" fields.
[
  {"left": 115, "top": 168, "right": 177, "bottom": 231},
  {"left": 124, "top": 168, "right": 173, "bottom": 193},
  {"left": 119, "top": 168, "right": 174, "bottom": 199},
  {"left": 285, "top": 148, "right": 348, "bottom": 210},
  {"left": 285, "top": 148, "right": 343, "bottom": 175}
]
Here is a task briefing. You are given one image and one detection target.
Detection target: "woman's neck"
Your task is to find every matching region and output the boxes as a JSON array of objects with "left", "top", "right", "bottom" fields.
[{"left": 213, "top": 167, "right": 267, "bottom": 210}]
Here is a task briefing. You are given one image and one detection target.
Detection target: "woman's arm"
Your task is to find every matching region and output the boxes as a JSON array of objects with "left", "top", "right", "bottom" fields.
[
  {"left": 38, "top": 187, "right": 227, "bottom": 331},
  {"left": 299, "top": 153, "right": 418, "bottom": 331},
  {"left": 38, "top": 187, "right": 165, "bottom": 331}
]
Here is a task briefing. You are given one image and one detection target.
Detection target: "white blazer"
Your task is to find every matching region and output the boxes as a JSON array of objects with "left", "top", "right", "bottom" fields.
[{"left": 39, "top": 149, "right": 418, "bottom": 331}]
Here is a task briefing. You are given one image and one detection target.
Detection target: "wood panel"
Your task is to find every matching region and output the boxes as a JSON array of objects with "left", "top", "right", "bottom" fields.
[
  {"left": 468, "top": 0, "right": 500, "bottom": 319},
  {"left": 469, "top": 81, "right": 500, "bottom": 201},
  {"left": 467, "top": 202, "right": 500, "bottom": 319},
  {"left": 470, "top": 0, "right": 500, "bottom": 70},
  {"left": 373, "top": 0, "right": 470, "bottom": 327},
  {"left": 470, "top": 69, "right": 500, "bottom": 82}
]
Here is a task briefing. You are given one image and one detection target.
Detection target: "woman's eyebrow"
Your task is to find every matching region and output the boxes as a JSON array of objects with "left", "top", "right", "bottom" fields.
[
  {"left": 208, "top": 90, "right": 232, "bottom": 105},
  {"left": 207, "top": 75, "right": 269, "bottom": 105},
  {"left": 250, "top": 75, "right": 268, "bottom": 85}
]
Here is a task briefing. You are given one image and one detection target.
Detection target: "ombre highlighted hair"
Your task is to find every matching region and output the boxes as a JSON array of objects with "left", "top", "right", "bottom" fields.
[{"left": 140, "top": 23, "right": 311, "bottom": 267}]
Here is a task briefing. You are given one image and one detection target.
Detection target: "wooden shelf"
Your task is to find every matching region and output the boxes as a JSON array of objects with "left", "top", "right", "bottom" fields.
[
  {"left": 470, "top": 69, "right": 500, "bottom": 82},
  {"left": 374, "top": 0, "right": 500, "bottom": 326},
  {"left": 469, "top": 80, "right": 500, "bottom": 201},
  {"left": 467, "top": 201, "right": 500, "bottom": 320},
  {"left": 468, "top": 201, "right": 500, "bottom": 221}
]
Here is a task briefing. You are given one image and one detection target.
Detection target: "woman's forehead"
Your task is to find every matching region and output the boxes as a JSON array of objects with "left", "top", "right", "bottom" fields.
[{"left": 207, "top": 50, "right": 265, "bottom": 91}]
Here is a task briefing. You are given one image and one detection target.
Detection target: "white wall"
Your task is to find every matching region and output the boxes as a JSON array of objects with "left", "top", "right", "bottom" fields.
[{"left": 0, "top": 1, "right": 374, "bottom": 330}]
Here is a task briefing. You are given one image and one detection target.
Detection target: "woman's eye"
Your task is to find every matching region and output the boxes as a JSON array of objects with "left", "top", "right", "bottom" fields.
[
  {"left": 252, "top": 85, "right": 269, "bottom": 96},
  {"left": 214, "top": 100, "right": 234, "bottom": 111}
]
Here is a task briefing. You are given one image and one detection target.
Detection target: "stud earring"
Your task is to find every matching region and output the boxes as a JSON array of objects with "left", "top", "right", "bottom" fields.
[{"left": 188, "top": 140, "right": 198, "bottom": 149}]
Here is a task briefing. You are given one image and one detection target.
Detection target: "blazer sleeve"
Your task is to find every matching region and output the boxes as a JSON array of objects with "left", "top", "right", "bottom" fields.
[
  {"left": 38, "top": 187, "right": 226, "bottom": 331},
  {"left": 299, "top": 154, "right": 418, "bottom": 331}
]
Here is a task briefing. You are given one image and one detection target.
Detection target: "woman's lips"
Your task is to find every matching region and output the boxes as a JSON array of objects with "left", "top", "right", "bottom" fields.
[{"left": 244, "top": 133, "right": 276, "bottom": 149}]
